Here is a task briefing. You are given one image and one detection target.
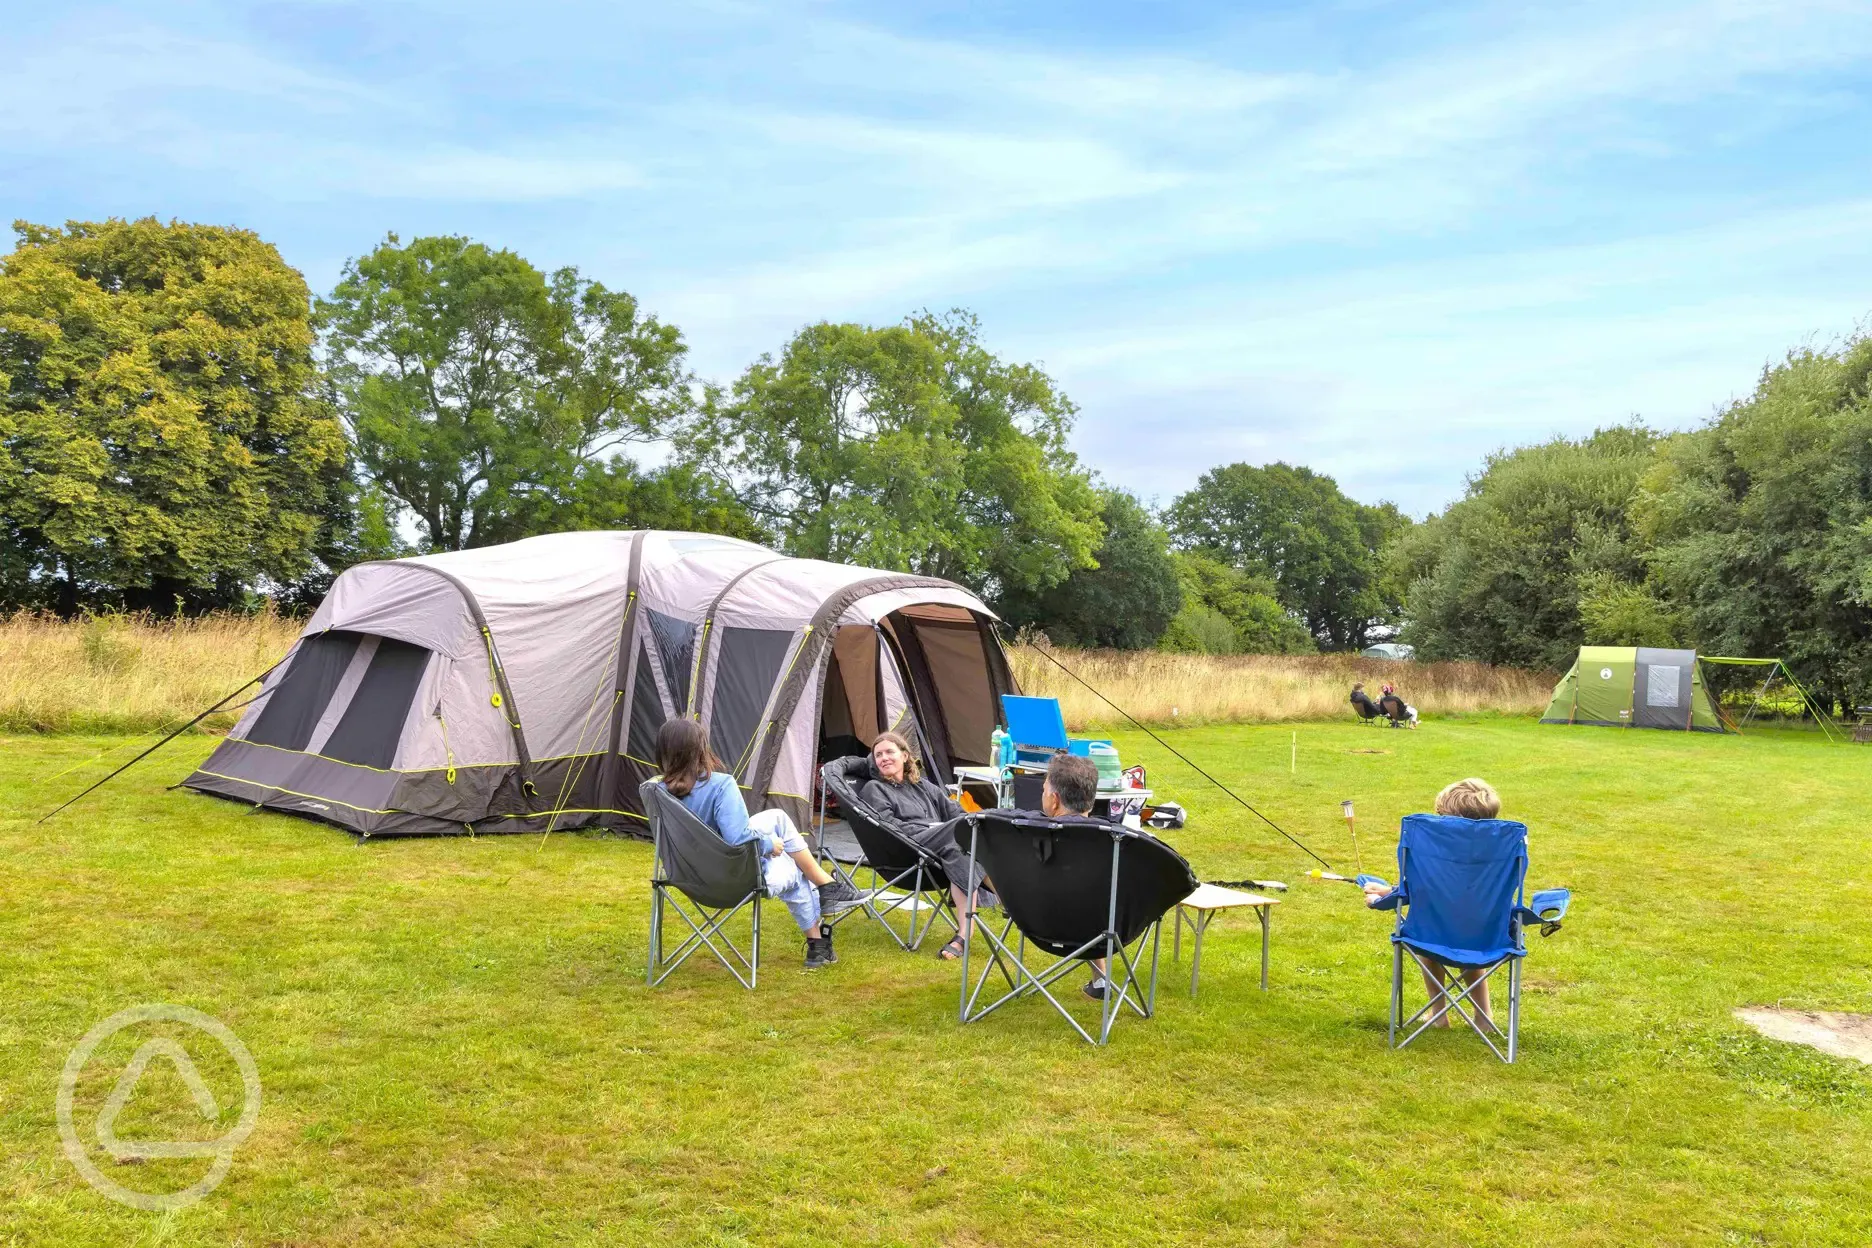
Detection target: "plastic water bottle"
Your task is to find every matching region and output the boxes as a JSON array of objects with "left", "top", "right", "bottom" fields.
[{"left": 990, "top": 727, "right": 1013, "bottom": 768}]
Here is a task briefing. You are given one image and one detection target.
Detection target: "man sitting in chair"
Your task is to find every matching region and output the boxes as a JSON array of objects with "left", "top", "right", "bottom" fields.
[
  {"left": 1350, "top": 683, "right": 1383, "bottom": 722},
  {"left": 1014, "top": 753, "right": 1119, "bottom": 1002}
]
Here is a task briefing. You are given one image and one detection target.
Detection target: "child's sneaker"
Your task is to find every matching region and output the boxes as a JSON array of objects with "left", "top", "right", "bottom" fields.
[{"left": 805, "top": 935, "right": 834, "bottom": 969}]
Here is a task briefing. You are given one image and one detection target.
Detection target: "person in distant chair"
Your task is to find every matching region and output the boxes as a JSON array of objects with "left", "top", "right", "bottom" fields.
[
  {"left": 1378, "top": 682, "right": 1418, "bottom": 728},
  {"left": 1350, "top": 683, "right": 1383, "bottom": 722}
]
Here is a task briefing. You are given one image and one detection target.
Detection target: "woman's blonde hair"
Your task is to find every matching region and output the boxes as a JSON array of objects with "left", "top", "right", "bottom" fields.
[
  {"left": 1435, "top": 777, "right": 1501, "bottom": 819},
  {"left": 871, "top": 731, "right": 922, "bottom": 785}
]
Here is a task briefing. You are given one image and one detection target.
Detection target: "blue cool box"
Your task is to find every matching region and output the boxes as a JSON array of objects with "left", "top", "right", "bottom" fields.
[
  {"left": 1067, "top": 739, "right": 1113, "bottom": 756},
  {"left": 1001, "top": 695, "right": 1069, "bottom": 750}
]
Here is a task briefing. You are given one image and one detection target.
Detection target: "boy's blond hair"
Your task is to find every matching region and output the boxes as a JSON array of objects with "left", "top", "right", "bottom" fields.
[{"left": 1434, "top": 777, "right": 1501, "bottom": 819}]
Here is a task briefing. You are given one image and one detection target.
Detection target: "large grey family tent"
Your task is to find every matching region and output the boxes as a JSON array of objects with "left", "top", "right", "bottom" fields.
[
  {"left": 183, "top": 531, "right": 1015, "bottom": 837},
  {"left": 1539, "top": 646, "right": 1728, "bottom": 732}
]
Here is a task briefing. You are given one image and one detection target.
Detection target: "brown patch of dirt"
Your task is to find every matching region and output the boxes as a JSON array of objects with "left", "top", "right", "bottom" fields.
[{"left": 1735, "top": 1008, "right": 1872, "bottom": 1064}]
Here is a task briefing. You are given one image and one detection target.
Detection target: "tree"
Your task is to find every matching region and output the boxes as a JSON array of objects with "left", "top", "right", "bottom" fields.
[
  {"left": 1391, "top": 425, "right": 1660, "bottom": 669},
  {"left": 1160, "top": 551, "right": 1315, "bottom": 655},
  {"left": 317, "top": 234, "right": 692, "bottom": 551},
  {"left": 481, "top": 458, "right": 764, "bottom": 547},
  {"left": 694, "top": 310, "right": 1102, "bottom": 597},
  {"left": 996, "top": 489, "right": 1180, "bottom": 648},
  {"left": 0, "top": 218, "right": 346, "bottom": 613},
  {"left": 1166, "top": 462, "right": 1406, "bottom": 649},
  {"left": 1636, "top": 335, "right": 1872, "bottom": 707}
]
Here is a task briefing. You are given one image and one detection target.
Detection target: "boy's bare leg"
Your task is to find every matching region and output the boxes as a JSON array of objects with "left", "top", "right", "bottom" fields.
[
  {"left": 1462, "top": 968, "right": 1493, "bottom": 1028},
  {"left": 1417, "top": 957, "right": 1452, "bottom": 1027}
]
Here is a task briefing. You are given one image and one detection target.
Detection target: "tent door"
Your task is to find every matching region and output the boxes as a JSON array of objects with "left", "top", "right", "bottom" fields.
[
  {"left": 818, "top": 625, "right": 883, "bottom": 766},
  {"left": 879, "top": 608, "right": 1009, "bottom": 786}
]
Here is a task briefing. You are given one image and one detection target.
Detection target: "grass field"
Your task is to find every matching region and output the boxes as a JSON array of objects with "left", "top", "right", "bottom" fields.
[{"left": 4, "top": 719, "right": 1870, "bottom": 1246}]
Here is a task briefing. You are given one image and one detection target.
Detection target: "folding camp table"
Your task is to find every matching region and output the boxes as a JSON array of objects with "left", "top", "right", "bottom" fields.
[{"left": 1172, "top": 883, "right": 1279, "bottom": 996}]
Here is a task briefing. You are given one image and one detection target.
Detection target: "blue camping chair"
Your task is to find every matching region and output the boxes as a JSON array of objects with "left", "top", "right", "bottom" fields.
[{"left": 1365, "top": 814, "right": 1572, "bottom": 1062}]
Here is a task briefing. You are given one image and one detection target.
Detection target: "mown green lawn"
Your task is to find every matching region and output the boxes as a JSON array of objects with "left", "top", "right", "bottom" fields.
[{"left": 2, "top": 718, "right": 1869, "bottom": 1246}]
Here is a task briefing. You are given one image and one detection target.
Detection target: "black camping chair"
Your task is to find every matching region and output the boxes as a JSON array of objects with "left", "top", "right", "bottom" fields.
[
  {"left": 815, "top": 757, "right": 960, "bottom": 952},
  {"left": 642, "top": 780, "right": 770, "bottom": 989},
  {"left": 1351, "top": 690, "right": 1384, "bottom": 725},
  {"left": 958, "top": 811, "right": 1198, "bottom": 1046}
]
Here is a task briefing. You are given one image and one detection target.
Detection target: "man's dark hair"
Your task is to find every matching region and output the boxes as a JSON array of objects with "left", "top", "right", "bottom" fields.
[{"left": 1045, "top": 753, "right": 1098, "bottom": 815}]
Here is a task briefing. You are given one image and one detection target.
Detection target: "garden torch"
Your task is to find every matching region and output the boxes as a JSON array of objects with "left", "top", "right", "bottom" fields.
[{"left": 1342, "top": 798, "right": 1362, "bottom": 873}]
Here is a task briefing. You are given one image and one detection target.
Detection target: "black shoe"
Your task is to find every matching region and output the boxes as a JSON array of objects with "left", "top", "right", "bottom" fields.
[
  {"left": 805, "top": 935, "right": 834, "bottom": 969},
  {"left": 1082, "top": 976, "right": 1109, "bottom": 1001},
  {"left": 820, "top": 925, "right": 838, "bottom": 963},
  {"left": 818, "top": 878, "right": 864, "bottom": 915}
]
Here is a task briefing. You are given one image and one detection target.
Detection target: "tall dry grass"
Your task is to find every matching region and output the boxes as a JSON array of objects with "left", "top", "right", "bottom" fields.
[
  {"left": 0, "top": 611, "right": 300, "bottom": 734},
  {"left": 0, "top": 612, "right": 1553, "bottom": 736},
  {"left": 1008, "top": 645, "right": 1553, "bottom": 730}
]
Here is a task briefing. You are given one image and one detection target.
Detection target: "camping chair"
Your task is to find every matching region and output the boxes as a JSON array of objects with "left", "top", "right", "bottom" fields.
[
  {"left": 816, "top": 757, "right": 961, "bottom": 952},
  {"left": 1351, "top": 692, "right": 1385, "bottom": 725},
  {"left": 958, "top": 811, "right": 1198, "bottom": 1046},
  {"left": 642, "top": 781, "right": 770, "bottom": 990},
  {"left": 1368, "top": 813, "right": 1573, "bottom": 1062}
]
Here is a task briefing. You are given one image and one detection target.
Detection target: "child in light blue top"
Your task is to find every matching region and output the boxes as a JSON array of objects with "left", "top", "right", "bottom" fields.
[
  {"left": 678, "top": 770, "right": 784, "bottom": 856},
  {"left": 656, "top": 718, "right": 862, "bottom": 968}
]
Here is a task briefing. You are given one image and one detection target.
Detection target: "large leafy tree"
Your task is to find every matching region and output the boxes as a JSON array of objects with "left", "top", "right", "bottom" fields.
[
  {"left": 1161, "top": 551, "right": 1315, "bottom": 655},
  {"left": 318, "top": 235, "right": 695, "bottom": 551},
  {"left": 996, "top": 489, "right": 1180, "bottom": 649},
  {"left": 1166, "top": 462, "right": 1406, "bottom": 649},
  {"left": 0, "top": 218, "right": 346, "bottom": 613},
  {"left": 696, "top": 310, "right": 1102, "bottom": 596},
  {"left": 1391, "top": 425, "right": 1660, "bottom": 669},
  {"left": 1636, "top": 336, "right": 1872, "bottom": 708}
]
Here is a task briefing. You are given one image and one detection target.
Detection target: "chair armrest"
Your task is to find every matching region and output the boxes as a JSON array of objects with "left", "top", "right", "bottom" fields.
[{"left": 1516, "top": 887, "right": 1571, "bottom": 934}]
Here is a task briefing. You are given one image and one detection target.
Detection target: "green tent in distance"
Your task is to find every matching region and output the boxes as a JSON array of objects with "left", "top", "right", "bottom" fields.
[{"left": 1540, "top": 646, "right": 1728, "bottom": 732}]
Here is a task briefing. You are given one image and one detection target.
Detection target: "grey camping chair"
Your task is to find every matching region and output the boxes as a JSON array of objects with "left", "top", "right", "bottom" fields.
[
  {"left": 642, "top": 780, "right": 770, "bottom": 989},
  {"left": 958, "top": 811, "right": 1198, "bottom": 1046}
]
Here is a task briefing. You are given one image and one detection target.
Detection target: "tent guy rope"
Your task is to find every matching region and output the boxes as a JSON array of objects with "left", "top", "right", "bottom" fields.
[{"left": 37, "top": 667, "right": 276, "bottom": 824}]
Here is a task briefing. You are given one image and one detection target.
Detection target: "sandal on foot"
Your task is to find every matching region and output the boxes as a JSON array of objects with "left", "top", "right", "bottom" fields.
[{"left": 937, "top": 936, "right": 966, "bottom": 960}]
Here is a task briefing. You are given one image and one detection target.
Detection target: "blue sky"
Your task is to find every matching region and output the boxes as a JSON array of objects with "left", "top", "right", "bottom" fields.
[{"left": 5, "top": 0, "right": 1871, "bottom": 514}]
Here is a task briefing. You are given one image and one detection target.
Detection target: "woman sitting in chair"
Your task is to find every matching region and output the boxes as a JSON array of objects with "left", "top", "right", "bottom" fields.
[
  {"left": 655, "top": 718, "right": 861, "bottom": 969},
  {"left": 1363, "top": 777, "right": 1500, "bottom": 1026},
  {"left": 858, "top": 731, "right": 983, "bottom": 962}
]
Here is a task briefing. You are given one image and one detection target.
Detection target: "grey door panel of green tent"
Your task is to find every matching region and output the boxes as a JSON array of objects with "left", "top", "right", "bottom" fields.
[{"left": 1633, "top": 647, "right": 1695, "bottom": 729}]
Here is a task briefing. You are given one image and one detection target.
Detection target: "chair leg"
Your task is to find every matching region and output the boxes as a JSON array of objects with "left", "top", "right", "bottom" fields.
[
  {"left": 647, "top": 883, "right": 662, "bottom": 986},
  {"left": 1507, "top": 955, "right": 1521, "bottom": 1063},
  {"left": 1389, "top": 942, "right": 1403, "bottom": 1049},
  {"left": 750, "top": 894, "right": 760, "bottom": 990},
  {"left": 1146, "top": 920, "right": 1161, "bottom": 1017}
]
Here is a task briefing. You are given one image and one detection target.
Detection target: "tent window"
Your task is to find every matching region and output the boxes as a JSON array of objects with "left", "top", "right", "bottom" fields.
[
  {"left": 324, "top": 637, "right": 432, "bottom": 768},
  {"left": 246, "top": 631, "right": 364, "bottom": 751},
  {"left": 709, "top": 627, "right": 796, "bottom": 775},
  {"left": 625, "top": 642, "right": 665, "bottom": 763},
  {"left": 648, "top": 608, "right": 695, "bottom": 713}
]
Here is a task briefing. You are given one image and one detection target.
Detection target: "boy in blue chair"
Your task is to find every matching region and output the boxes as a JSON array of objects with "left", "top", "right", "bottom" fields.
[{"left": 1361, "top": 777, "right": 1571, "bottom": 1061}]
